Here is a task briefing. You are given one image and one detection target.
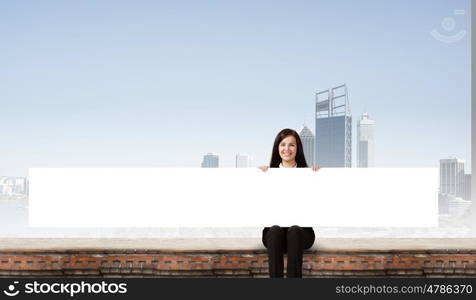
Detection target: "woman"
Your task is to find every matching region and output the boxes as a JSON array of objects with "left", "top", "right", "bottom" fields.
[{"left": 259, "top": 128, "right": 320, "bottom": 278}]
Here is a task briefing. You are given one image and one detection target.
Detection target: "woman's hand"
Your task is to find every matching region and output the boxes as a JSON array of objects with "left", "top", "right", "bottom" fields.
[
  {"left": 311, "top": 165, "right": 321, "bottom": 172},
  {"left": 258, "top": 166, "right": 269, "bottom": 172}
]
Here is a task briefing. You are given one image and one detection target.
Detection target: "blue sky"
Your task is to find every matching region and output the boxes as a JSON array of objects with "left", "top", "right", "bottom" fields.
[{"left": 0, "top": 0, "right": 471, "bottom": 177}]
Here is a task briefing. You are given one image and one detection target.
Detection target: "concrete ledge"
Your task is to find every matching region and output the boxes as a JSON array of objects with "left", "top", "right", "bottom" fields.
[
  {"left": 0, "top": 238, "right": 475, "bottom": 277},
  {"left": 1, "top": 238, "right": 476, "bottom": 251}
]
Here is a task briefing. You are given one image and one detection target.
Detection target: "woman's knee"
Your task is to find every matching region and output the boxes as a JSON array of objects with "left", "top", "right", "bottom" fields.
[
  {"left": 267, "top": 225, "right": 285, "bottom": 244},
  {"left": 287, "top": 225, "right": 303, "bottom": 243}
]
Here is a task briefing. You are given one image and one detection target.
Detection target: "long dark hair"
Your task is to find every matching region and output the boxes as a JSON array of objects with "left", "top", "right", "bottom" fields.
[{"left": 270, "top": 128, "right": 308, "bottom": 168}]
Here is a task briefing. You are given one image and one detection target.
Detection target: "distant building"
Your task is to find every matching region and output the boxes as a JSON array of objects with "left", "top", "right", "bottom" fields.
[
  {"left": 14, "top": 178, "right": 28, "bottom": 194},
  {"left": 357, "top": 113, "right": 375, "bottom": 168},
  {"left": 448, "top": 196, "right": 472, "bottom": 217},
  {"left": 439, "top": 158, "right": 465, "bottom": 198},
  {"left": 236, "top": 154, "right": 253, "bottom": 168},
  {"left": 315, "top": 84, "right": 352, "bottom": 167},
  {"left": 464, "top": 174, "right": 471, "bottom": 201},
  {"left": 201, "top": 153, "right": 219, "bottom": 168},
  {"left": 299, "top": 125, "right": 314, "bottom": 166},
  {"left": 0, "top": 177, "right": 28, "bottom": 196},
  {"left": 438, "top": 193, "right": 449, "bottom": 215}
]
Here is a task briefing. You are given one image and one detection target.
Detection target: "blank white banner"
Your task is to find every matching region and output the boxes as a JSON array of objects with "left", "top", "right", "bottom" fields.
[{"left": 29, "top": 168, "right": 438, "bottom": 227}]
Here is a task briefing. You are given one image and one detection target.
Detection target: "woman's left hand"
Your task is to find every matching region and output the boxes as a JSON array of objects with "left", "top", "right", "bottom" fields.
[{"left": 311, "top": 165, "right": 321, "bottom": 172}]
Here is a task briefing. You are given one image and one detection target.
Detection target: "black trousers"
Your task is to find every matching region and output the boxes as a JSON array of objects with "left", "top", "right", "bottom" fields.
[{"left": 262, "top": 225, "right": 315, "bottom": 278}]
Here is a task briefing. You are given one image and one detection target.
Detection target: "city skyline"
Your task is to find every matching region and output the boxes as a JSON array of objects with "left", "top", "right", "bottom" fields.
[{"left": 0, "top": 0, "right": 471, "bottom": 177}]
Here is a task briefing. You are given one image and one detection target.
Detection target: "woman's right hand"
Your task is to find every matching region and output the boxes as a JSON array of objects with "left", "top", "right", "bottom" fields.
[
  {"left": 311, "top": 165, "right": 321, "bottom": 172},
  {"left": 258, "top": 166, "right": 269, "bottom": 172}
]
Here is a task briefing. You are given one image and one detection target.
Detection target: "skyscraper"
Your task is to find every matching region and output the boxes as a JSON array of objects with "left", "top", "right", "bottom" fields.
[
  {"left": 299, "top": 125, "right": 314, "bottom": 166},
  {"left": 464, "top": 174, "right": 471, "bottom": 201},
  {"left": 315, "top": 84, "right": 352, "bottom": 168},
  {"left": 201, "top": 153, "right": 219, "bottom": 168},
  {"left": 439, "top": 158, "right": 465, "bottom": 198},
  {"left": 236, "top": 154, "right": 253, "bottom": 168},
  {"left": 357, "top": 113, "right": 375, "bottom": 168}
]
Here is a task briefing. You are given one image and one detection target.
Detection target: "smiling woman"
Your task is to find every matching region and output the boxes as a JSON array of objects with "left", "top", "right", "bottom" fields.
[
  {"left": 259, "top": 128, "right": 320, "bottom": 278},
  {"left": 271, "top": 129, "right": 308, "bottom": 168}
]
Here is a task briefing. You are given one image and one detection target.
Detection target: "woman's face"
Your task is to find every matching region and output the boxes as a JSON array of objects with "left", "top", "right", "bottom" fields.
[{"left": 278, "top": 135, "right": 297, "bottom": 163}]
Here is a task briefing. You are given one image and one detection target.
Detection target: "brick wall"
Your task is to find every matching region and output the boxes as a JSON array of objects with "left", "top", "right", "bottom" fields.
[{"left": 1, "top": 249, "right": 475, "bottom": 277}]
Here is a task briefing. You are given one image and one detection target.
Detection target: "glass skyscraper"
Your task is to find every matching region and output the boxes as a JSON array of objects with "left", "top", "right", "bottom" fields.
[
  {"left": 235, "top": 154, "right": 253, "bottom": 168},
  {"left": 357, "top": 113, "right": 375, "bottom": 168},
  {"left": 315, "top": 84, "right": 352, "bottom": 168},
  {"left": 439, "top": 158, "right": 465, "bottom": 198},
  {"left": 201, "top": 153, "right": 219, "bottom": 168},
  {"left": 299, "top": 125, "right": 314, "bottom": 166}
]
